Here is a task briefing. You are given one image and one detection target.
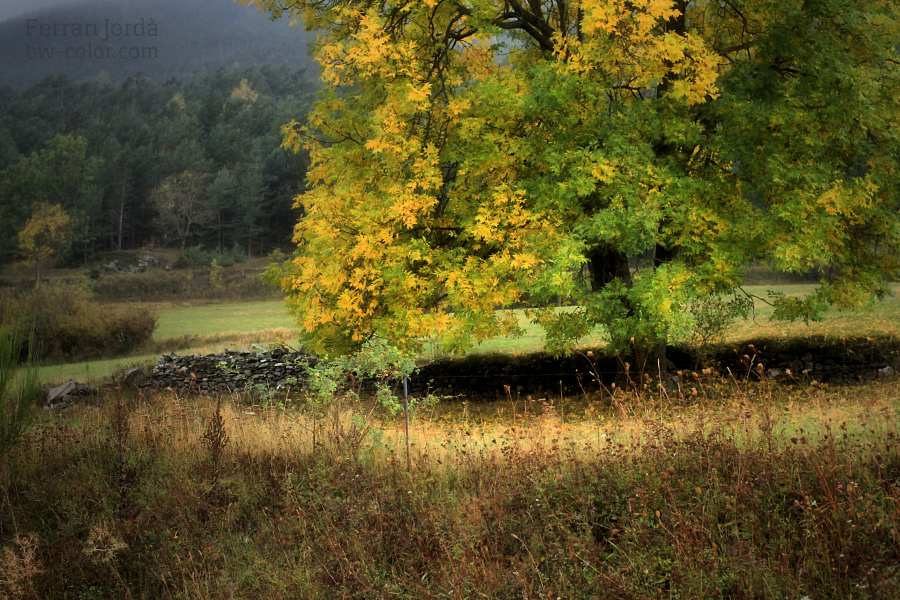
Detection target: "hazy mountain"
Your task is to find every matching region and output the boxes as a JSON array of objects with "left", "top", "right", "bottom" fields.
[
  {"left": 0, "top": 0, "right": 319, "bottom": 88},
  {"left": 0, "top": 0, "right": 75, "bottom": 23}
]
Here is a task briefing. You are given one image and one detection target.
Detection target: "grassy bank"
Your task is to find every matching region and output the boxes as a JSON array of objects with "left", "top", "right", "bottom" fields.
[{"left": 2, "top": 381, "right": 899, "bottom": 599}]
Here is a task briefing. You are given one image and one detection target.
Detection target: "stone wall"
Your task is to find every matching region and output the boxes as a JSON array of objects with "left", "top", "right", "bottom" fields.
[
  {"left": 143, "top": 346, "right": 607, "bottom": 398},
  {"left": 143, "top": 337, "right": 900, "bottom": 399},
  {"left": 147, "top": 347, "right": 317, "bottom": 394}
]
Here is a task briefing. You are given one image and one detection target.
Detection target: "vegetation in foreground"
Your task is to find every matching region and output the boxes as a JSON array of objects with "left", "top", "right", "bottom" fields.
[{"left": 1, "top": 379, "right": 899, "bottom": 599}]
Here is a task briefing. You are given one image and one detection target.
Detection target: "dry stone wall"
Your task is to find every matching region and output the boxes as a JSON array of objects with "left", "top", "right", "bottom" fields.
[
  {"left": 143, "top": 337, "right": 900, "bottom": 399},
  {"left": 147, "top": 347, "right": 317, "bottom": 394}
]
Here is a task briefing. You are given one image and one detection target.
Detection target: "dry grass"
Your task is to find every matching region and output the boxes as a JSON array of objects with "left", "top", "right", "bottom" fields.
[{"left": 1, "top": 377, "right": 899, "bottom": 599}]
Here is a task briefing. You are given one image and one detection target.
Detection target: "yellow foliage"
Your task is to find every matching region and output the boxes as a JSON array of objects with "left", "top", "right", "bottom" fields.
[
  {"left": 230, "top": 79, "right": 259, "bottom": 104},
  {"left": 18, "top": 203, "right": 77, "bottom": 286},
  {"left": 239, "top": 0, "right": 900, "bottom": 354}
]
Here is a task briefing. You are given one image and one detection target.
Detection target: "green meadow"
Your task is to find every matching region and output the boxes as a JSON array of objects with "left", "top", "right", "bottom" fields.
[{"left": 36, "top": 283, "right": 900, "bottom": 385}]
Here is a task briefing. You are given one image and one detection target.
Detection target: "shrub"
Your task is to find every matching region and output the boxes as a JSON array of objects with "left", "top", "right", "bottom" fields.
[
  {"left": 90, "top": 269, "right": 276, "bottom": 302},
  {"left": 684, "top": 293, "right": 752, "bottom": 366},
  {"left": 90, "top": 270, "right": 196, "bottom": 300},
  {"left": 0, "top": 285, "right": 158, "bottom": 361},
  {"left": 174, "top": 245, "right": 211, "bottom": 268},
  {"left": 303, "top": 339, "right": 440, "bottom": 463},
  {"left": 215, "top": 243, "right": 248, "bottom": 267},
  {"left": 175, "top": 244, "right": 247, "bottom": 269}
]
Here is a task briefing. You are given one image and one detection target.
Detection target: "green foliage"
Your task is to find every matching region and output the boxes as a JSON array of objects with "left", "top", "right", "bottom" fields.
[
  {"left": 306, "top": 338, "right": 433, "bottom": 416},
  {"left": 208, "top": 259, "right": 223, "bottom": 289},
  {"left": 215, "top": 244, "right": 248, "bottom": 267},
  {"left": 0, "top": 134, "right": 100, "bottom": 261},
  {"left": 0, "top": 320, "right": 39, "bottom": 458},
  {"left": 251, "top": 0, "right": 900, "bottom": 361},
  {"left": 175, "top": 245, "right": 210, "bottom": 268},
  {"left": 176, "top": 244, "right": 248, "bottom": 269},
  {"left": 684, "top": 293, "right": 753, "bottom": 366},
  {"left": 151, "top": 170, "right": 212, "bottom": 250},
  {"left": 0, "top": 65, "right": 316, "bottom": 261},
  {"left": 17, "top": 203, "right": 78, "bottom": 287}
]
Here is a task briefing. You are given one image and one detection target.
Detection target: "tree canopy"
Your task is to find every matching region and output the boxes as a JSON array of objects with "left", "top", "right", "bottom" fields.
[
  {"left": 0, "top": 66, "right": 317, "bottom": 262},
  {"left": 248, "top": 0, "right": 900, "bottom": 358}
]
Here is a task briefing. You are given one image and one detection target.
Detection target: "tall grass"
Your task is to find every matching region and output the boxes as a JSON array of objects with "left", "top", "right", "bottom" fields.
[
  {"left": 0, "top": 321, "right": 39, "bottom": 458},
  {"left": 1, "top": 379, "right": 899, "bottom": 599}
]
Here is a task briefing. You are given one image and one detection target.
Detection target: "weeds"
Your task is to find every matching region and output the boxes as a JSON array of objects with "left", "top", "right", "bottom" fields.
[
  {"left": 107, "top": 396, "right": 131, "bottom": 508},
  {"left": 90, "top": 266, "right": 276, "bottom": 303},
  {"left": 0, "top": 320, "right": 39, "bottom": 458},
  {"left": 0, "top": 534, "right": 42, "bottom": 600},
  {"left": 0, "top": 378, "right": 898, "bottom": 599},
  {"left": 200, "top": 397, "right": 229, "bottom": 485}
]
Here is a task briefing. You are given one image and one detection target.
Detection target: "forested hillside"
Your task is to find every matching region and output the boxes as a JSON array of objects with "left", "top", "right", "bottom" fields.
[
  {"left": 0, "top": 0, "right": 319, "bottom": 89},
  {"left": 0, "top": 64, "right": 318, "bottom": 265}
]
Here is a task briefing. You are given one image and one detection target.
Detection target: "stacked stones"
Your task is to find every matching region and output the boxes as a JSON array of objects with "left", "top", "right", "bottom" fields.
[
  {"left": 101, "top": 253, "right": 161, "bottom": 275},
  {"left": 147, "top": 346, "right": 317, "bottom": 394},
  {"left": 760, "top": 350, "right": 898, "bottom": 383},
  {"left": 143, "top": 338, "right": 900, "bottom": 398}
]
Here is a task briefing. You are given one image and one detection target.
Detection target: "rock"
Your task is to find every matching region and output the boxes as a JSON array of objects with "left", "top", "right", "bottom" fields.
[
  {"left": 46, "top": 380, "right": 77, "bottom": 405},
  {"left": 129, "top": 254, "right": 160, "bottom": 273},
  {"left": 664, "top": 375, "right": 682, "bottom": 394},
  {"left": 120, "top": 368, "right": 148, "bottom": 386},
  {"left": 146, "top": 345, "right": 318, "bottom": 394},
  {"left": 44, "top": 379, "right": 97, "bottom": 408},
  {"left": 143, "top": 338, "right": 900, "bottom": 399}
]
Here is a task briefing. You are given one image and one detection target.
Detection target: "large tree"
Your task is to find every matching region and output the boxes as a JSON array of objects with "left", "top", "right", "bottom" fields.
[{"left": 248, "top": 0, "right": 900, "bottom": 362}]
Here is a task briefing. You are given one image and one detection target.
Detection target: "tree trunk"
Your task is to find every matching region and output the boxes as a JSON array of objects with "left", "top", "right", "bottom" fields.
[
  {"left": 586, "top": 244, "right": 630, "bottom": 292},
  {"left": 586, "top": 245, "right": 637, "bottom": 387},
  {"left": 643, "top": 0, "right": 687, "bottom": 385}
]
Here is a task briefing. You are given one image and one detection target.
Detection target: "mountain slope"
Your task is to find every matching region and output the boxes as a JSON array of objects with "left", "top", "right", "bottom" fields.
[{"left": 0, "top": 0, "right": 319, "bottom": 88}]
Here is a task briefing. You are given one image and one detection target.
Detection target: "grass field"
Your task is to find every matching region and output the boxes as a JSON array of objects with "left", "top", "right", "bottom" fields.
[
  {"left": 36, "top": 301, "right": 301, "bottom": 384},
  {"left": 731, "top": 284, "right": 900, "bottom": 341},
  {"left": 34, "top": 283, "right": 900, "bottom": 385},
  {"left": 151, "top": 301, "right": 297, "bottom": 339}
]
